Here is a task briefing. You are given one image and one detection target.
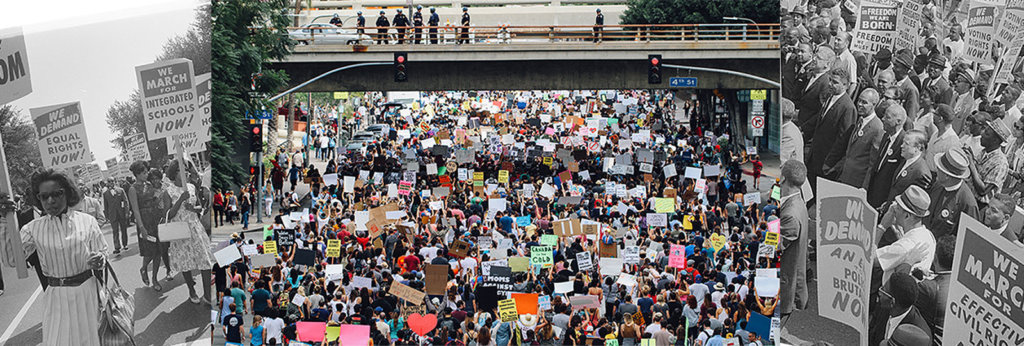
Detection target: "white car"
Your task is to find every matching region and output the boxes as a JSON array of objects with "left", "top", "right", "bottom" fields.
[{"left": 290, "top": 23, "right": 373, "bottom": 45}]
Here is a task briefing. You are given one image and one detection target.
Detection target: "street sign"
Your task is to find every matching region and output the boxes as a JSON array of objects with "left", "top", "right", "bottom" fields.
[
  {"left": 669, "top": 77, "right": 698, "bottom": 88},
  {"left": 751, "top": 115, "right": 765, "bottom": 129},
  {"left": 751, "top": 89, "right": 767, "bottom": 100},
  {"left": 753, "top": 128, "right": 764, "bottom": 137},
  {"left": 246, "top": 110, "right": 273, "bottom": 120},
  {"left": 751, "top": 99, "right": 765, "bottom": 114}
]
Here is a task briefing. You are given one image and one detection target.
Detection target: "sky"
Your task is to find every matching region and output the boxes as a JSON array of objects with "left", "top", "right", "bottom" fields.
[{"left": 4, "top": 0, "right": 203, "bottom": 170}]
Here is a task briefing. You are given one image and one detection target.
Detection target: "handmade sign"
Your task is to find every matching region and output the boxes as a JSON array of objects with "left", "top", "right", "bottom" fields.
[
  {"left": 498, "top": 299, "right": 519, "bottom": 321},
  {"left": 389, "top": 280, "right": 426, "bottom": 305}
]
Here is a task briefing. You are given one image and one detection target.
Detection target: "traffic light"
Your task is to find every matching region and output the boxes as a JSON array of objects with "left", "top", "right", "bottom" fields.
[
  {"left": 394, "top": 52, "right": 408, "bottom": 82},
  {"left": 648, "top": 54, "right": 662, "bottom": 84},
  {"left": 250, "top": 166, "right": 257, "bottom": 176},
  {"left": 249, "top": 120, "right": 262, "bottom": 152}
]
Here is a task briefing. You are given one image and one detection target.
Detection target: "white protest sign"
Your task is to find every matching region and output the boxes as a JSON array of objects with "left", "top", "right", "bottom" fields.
[
  {"left": 0, "top": 27, "right": 32, "bottom": 105},
  {"left": 851, "top": 0, "right": 899, "bottom": 54},
  {"left": 963, "top": 0, "right": 999, "bottom": 65},
  {"left": 664, "top": 164, "right": 677, "bottom": 178},
  {"left": 575, "top": 251, "right": 593, "bottom": 271},
  {"left": 894, "top": 0, "right": 923, "bottom": 52},
  {"left": 136, "top": 58, "right": 198, "bottom": 141},
  {"left": 703, "top": 165, "right": 720, "bottom": 176},
  {"left": 554, "top": 281, "right": 574, "bottom": 294},
  {"left": 214, "top": 246, "right": 242, "bottom": 267},
  {"left": 743, "top": 192, "right": 761, "bottom": 206},
  {"left": 32, "top": 102, "right": 93, "bottom": 170}
]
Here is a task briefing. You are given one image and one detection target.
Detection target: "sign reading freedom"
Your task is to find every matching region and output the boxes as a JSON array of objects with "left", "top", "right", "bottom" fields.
[
  {"left": 31, "top": 102, "right": 92, "bottom": 170},
  {"left": 815, "top": 178, "right": 875, "bottom": 346},
  {"left": 136, "top": 58, "right": 197, "bottom": 142},
  {"left": 943, "top": 215, "right": 1024, "bottom": 346},
  {"left": 0, "top": 27, "right": 32, "bottom": 105},
  {"left": 852, "top": 0, "right": 899, "bottom": 54}
]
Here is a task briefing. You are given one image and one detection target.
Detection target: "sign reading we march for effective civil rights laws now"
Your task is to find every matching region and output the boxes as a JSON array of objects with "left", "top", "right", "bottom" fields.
[
  {"left": 0, "top": 27, "right": 32, "bottom": 105},
  {"left": 31, "top": 102, "right": 93, "bottom": 170},
  {"left": 136, "top": 58, "right": 199, "bottom": 145}
]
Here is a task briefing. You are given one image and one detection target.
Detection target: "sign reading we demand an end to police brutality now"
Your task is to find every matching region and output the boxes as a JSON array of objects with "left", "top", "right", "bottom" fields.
[
  {"left": 815, "top": 178, "right": 876, "bottom": 346},
  {"left": 136, "top": 58, "right": 200, "bottom": 149},
  {"left": 943, "top": 214, "right": 1024, "bottom": 346},
  {"left": 32, "top": 102, "right": 92, "bottom": 170}
]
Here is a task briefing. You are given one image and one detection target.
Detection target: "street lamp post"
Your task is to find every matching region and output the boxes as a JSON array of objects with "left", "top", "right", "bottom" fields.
[{"left": 722, "top": 17, "right": 756, "bottom": 40}]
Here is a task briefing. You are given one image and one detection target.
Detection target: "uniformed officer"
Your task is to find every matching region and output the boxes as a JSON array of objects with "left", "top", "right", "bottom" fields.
[
  {"left": 925, "top": 148, "right": 979, "bottom": 239},
  {"left": 594, "top": 8, "right": 604, "bottom": 42},
  {"left": 356, "top": 11, "right": 366, "bottom": 34},
  {"left": 329, "top": 13, "right": 342, "bottom": 26},
  {"left": 413, "top": 5, "right": 424, "bottom": 44},
  {"left": 393, "top": 9, "right": 409, "bottom": 44},
  {"left": 428, "top": 8, "right": 440, "bottom": 44},
  {"left": 375, "top": 10, "right": 390, "bottom": 44},
  {"left": 459, "top": 7, "right": 471, "bottom": 44}
]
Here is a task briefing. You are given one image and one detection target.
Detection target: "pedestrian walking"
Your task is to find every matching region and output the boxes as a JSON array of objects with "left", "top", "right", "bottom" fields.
[
  {"left": 164, "top": 159, "right": 215, "bottom": 304},
  {"left": 102, "top": 178, "right": 130, "bottom": 255}
]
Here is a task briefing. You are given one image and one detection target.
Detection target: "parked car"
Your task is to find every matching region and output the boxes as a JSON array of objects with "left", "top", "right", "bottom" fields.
[{"left": 289, "top": 23, "right": 373, "bottom": 45}]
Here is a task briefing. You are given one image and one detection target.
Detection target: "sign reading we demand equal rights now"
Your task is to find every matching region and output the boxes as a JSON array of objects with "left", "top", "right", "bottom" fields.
[
  {"left": 136, "top": 58, "right": 204, "bottom": 151},
  {"left": 32, "top": 102, "right": 93, "bottom": 170}
]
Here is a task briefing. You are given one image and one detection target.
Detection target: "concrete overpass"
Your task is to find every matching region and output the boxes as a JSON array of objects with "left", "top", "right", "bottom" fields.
[{"left": 269, "top": 39, "right": 780, "bottom": 92}]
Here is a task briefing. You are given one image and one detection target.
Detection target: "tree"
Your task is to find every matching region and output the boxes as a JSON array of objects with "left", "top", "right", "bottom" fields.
[
  {"left": 105, "top": 90, "right": 144, "bottom": 156},
  {"left": 620, "top": 0, "right": 778, "bottom": 26},
  {"left": 0, "top": 105, "right": 43, "bottom": 194},
  {"left": 211, "top": 0, "right": 295, "bottom": 190}
]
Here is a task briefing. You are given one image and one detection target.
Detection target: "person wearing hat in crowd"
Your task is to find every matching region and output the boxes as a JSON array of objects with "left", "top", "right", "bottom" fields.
[
  {"left": 951, "top": 68, "right": 977, "bottom": 134},
  {"left": 875, "top": 185, "right": 936, "bottom": 282},
  {"left": 922, "top": 53, "right": 954, "bottom": 108},
  {"left": 835, "top": 88, "right": 884, "bottom": 188},
  {"left": 859, "top": 47, "right": 893, "bottom": 96},
  {"left": 329, "top": 13, "right": 342, "bottom": 26},
  {"left": 913, "top": 234, "right": 955, "bottom": 346},
  {"left": 459, "top": 7, "right": 471, "bottom": 44},
  {"left": 102, "top": 177, "right": 130, "bottom": 256},
  {"left": 375, "top": 10, "right": 390, "bottom": 44},
  {"left": 778, "top": 160, "right": 808, "bottom": 324},
  {"left": 966, "top": 119, "right": 1011, "bottom": 200},
  {"left": 807, "top": 66, "right": 856, "bottom": 190},
  {"left": 788, "top": 5, "right": 809, "bottom": 41},
  {"left": 922, "top": 105, "right": 962, "bottom": 173},
  {"left": 392, "top": 9, "right": 409, "bottom": 44},
  {"left": 593, "top": 8, "right": 604, "bottom": 43},
  {"left": 427, "top": 7, "right": 439, "bottom": 44},
  {"left": 924, "top": 148, "right": 978, "bottom": 239},
  {"left": 356, "top": 11, "right": 366, "bottom": 34},
  {"left": 412, "top": 5, "right": 424, "bottom": 44},
  {"left": 781, "top": 98, "right": 804, "bottom": 163},
  {"left": 892, "top": 49, "right": 921, "bottom": 125}
]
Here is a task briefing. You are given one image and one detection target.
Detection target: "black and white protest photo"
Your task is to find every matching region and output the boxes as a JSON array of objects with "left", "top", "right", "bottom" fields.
[
  {"left": 779, "top": 0, "right": 1024, "bottom": 345},
  {"left": 0, "top": 1, "right": 213, "bottom": 345}
]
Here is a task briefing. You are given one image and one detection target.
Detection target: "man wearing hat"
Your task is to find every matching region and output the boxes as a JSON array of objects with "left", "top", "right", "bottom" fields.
[
  {"left": 102, "top": 178, "right": 130, "bottom": 255},
  {"left": 921, "top": 53, "right": 953, "bottom": 107},
  {"left": 329, "top": 13, "right": 342, "bottom": 26},
  {"left": 375, "top": 10, "right": 390, "bottom": 44},
  {"left": 459, "top": 7, "right": 470, "bottom": 44},
  {"left": 789, "top": 5, "right": 809, "bottom": 41},
  {"left": 392, "top": 9, "right": 409, "bottom": 44},
  {"left": 967, "top": 119, "right": 1011, "bottom": 199},
  {"left": 427, "top": 8, "right": 439, "bottom": 44},
  {"left": 835, "top": 88, "right": 884, "bottom": 188},
  {"left": 594, "top": 8, "right": 604, "bottom": 43},
  {"left": 922, "top": 104, "right": 962, "bottom": 171},
  {"left": 924, "top": 148, "right": 978, "bottom": 239},
  {"left": 876, "top": 185, "right": 937, "bottom": 281},
  {"left": 857, "top": 47, "right": 892, "bottom": 97},
  {"left": 412, "top": 5, "right": 424, "bottom": 44},
  {"left": 783, "top": 43, "right": 814, "bottom": 101},
  {"left": 781, "top": 98, "right": 804, "bottom": 163},
  {"left": 893, "top": 49, "right": 921, "bottom": 123},
  {"left": 779, "top": 160, "right": 808, "bottom": 320},
  {"left": 356, "top": 11, "right": 366, "bottom": 34}
]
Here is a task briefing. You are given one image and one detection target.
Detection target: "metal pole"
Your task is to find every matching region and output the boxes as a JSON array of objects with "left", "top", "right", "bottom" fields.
[
  {"left": 0, "top": 130, "right": 28, "bottom": 279},
  {"left": 267, "top": 62, "right": 391, "bottom": 103},
  {"left": 663, "top": 64, "right": 781, "bottom": 88},
  {"left": 256, "top": 119, "right": 263, "bottom": 224}
]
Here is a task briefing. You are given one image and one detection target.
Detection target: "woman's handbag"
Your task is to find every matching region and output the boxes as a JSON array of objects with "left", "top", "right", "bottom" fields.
[
  {"left": 98, "top": 261, "right": 136, "bottom": 346},
  {"left": 158, "top": 209, "right": 192, "bottom": 241}
]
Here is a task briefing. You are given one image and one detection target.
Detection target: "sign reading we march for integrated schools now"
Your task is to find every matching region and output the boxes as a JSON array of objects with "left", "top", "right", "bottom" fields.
[
  {"left": 136, "top": 58, "right": 199, "bottom": 146},
  {"left": 1, "top": 27, "right": 32, "bottom": 105},
  {"left": 943, "top": 215, "right": 1024, "bottom": 346},
  {"left": 32, "top": 102, "right": 92, "bottom": 170}
]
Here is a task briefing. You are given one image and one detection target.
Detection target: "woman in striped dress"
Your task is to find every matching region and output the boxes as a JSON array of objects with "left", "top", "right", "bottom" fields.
[{"left": 20, "top": 170, "right": 108, "bottom": 345}]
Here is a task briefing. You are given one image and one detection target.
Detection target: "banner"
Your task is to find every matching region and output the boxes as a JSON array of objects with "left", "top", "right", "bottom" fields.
[
  {"left": 31, "top": 102, "right": 93, "bottom": 170},
  {"left": 815, "top": 178, "right": 876, "bottom": 346},
  {"left": 894, "top": 0, "right": 923, "bottom": 50},
  {"left": 942, "top": 214, "right": 1024, "bottom": 346},
  {"left": 964, "top": 0, "right": 999, "bottom": 64},
  {"left": 136, "top": 58, "right": 198, "bottom": 141},
  {"left": 0, "top": 27, "right": 32, "bottom": 105},
  {"left": 995, "top": 0, "right": 1024, "bottom": 46},
  {"left": 124, "top": 132, "right": 151, "bottom": 162},
  {"left": 852, "top": 0, "right": 900, "bottom": 54}
]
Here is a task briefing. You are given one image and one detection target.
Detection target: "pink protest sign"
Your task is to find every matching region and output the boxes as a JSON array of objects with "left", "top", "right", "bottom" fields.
[
  {"left": 668, "top": 244, "right": 686, "bottom": 268},
  {"left": 296, "top": 322, "right": 327, "bottom": 343},
  {"left": 339, "top": 324, "right": 371, "bottom": 346}
]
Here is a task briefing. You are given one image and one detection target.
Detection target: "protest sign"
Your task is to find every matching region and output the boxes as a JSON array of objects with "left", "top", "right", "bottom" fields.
[
  {"left": 743, "top": 192, "right": 761, "bottom": 206},
  {"left": 576, "top": 251, "right": 593, "bottom": 271},
  {"left": 963, "top": 0, "right": 999, "bottom": 64},
  {"left": 511, "top": 293, "right": 538, "bottom": 315},
  {"left": 569, "top": 295, "right": 600, "bottom": 310},
  {"left": 0, "top": 27, "right": 32, "bottom": 105},
  {"left": 498, "top": 299, "right": 518, "bottom": 321},
  {"left": 531, "top": 246, "right": 553, "bottom": 268},
  {"left": 942, "top": 214, "right": 1024, "bottom": 346},
  {"left": 995, "top": 1, "right": 1024, "bottom": 46},
  {"left": 251, "top": 253, "right": 276, "bottom": 268},
  {"left": 851, "top": 0, "right": 899, "bottom": 54},
  {"left": 599, "top": 257, "right": 623, "bottom": 276},
  {"left": 31, "top": 102, "right": 93, "bottom": 170},
  {"left": 540, "top": 234, "right": 558, "bottom": 246},
  {"left": 214, "top": 246, "right": 241, "bottom": 267},
  {"left": 136, "top": 58, "right": 198, "bottom": 141},
  {"left": 538, "top": 295, "right": 552, "bottom": 311},
  {"left": 894, "top": 0, "right": 923, "bottom": 51},
  {"left": 389, "top": 280, "right": 426, "bottom": 305},
  {"left": 326, "top": 239, "right": 341, "bottom": 258},
  {"left": 263, "top": 240, "right": 278, "bottom": 254},
  {"left": 764, "top": 231, "right": 779, "bottom": 248},
  {"left": 553, "top": 218, "right": 582, "bottom": 236},
  {"left": 814, "top": 178, "right": 876, "bottom": 346},
  {"left": 668, "top": 244, "right": 686, "bottom": 268},
  {"left": 425, "top": 264, "right": 449, "bottom": 295}
]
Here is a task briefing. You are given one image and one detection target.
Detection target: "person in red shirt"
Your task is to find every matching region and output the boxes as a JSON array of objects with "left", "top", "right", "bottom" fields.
[
  {"left": 213, "top": 190, "right": 224, "bottom": 227},
  {"left": 403, "top": 250, "right": 421, "bottom": 273},
  {"left": 750, "top": 155, "right": 764, "bottom": 189}
]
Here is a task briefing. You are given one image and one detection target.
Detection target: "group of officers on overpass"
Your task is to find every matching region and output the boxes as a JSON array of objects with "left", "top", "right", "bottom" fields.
[{"left": 328, "top": 6, "right": 607, "bottom": 44}]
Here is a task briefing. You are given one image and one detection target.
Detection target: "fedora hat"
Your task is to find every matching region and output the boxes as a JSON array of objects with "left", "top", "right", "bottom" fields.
[
  {"left": 934, "top": 148, "right": 969, "bottom": 179},
  {"left": 895, "top": 185, "right": 931, "bottom": 218}
]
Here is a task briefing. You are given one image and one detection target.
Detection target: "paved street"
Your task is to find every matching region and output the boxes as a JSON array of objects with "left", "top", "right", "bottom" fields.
[{"left": 0, "top": 221, "right": 214, "bottom": 346}]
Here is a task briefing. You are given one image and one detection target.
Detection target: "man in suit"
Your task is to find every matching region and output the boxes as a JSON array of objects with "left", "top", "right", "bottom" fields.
[
  {"left": 924, "top": 148, "right": 978, "bottom": 239},
  {"left": 921, "top": 54, "right": 954, "bottom": 107},
  {"left": 783, "top": 43, "right": 814, "bottom": 102},
  {"left": 857, "top": 48, "right": 893, "bottom": 98},
  {"left": 923, "top": 105, "right": 962, "bottom": 172},
  {"left": 796, "top": 46, "right": 836, "bottom": 145},
  {"left": 780, "top": 98, "right": 804, "bottom": 163},
  {"left": 808, "top": 66, "right": 856, "bottom": 190},
  {"left": 887, "top": 130, "right": 933, "bottom": 204},
  {"left": 866, "top": 103, "right": 908, "bottom": 209},
  {"left": 915, "top": 234, "right": 955, "bottom": 346},
  {"left": 893, "top": 49, "right": 921, "bottom": 127},
  {"left": 778, "top": 160, "right": 809, "bottom": 322},
  {"left": 103, "top": 179, "right": 131, "bottom": 255},
  {"left": 834, "top": 88, "right": 884, "bottom": 188},
  {"left": 870, "top": 267, "right": 933, "bottom": 346}
]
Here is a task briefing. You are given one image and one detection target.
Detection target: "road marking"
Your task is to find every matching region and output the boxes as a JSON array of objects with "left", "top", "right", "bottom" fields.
[{"left": 0, "top": 285, "right": 42, "bottom": 344}]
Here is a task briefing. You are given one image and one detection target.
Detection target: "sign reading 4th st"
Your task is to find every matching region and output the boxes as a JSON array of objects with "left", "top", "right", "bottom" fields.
[
  {"left": 669, "top": 77, "right": 698, "bottom": 88},
  {"left": 136, "top": 58, "right": 198, "bottom": 142}
]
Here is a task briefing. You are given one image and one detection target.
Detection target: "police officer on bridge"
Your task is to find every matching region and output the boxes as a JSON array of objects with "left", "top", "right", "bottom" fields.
[
  {"left": 356, "top": 11, "right": 366, "bottom": 34},
  {"left": 594, "top": 8, "right": 604, "bottom": 43},
  {"left": 376, "top": 10, "right": 390, "bottom": 44},
  {"left": 428, "top": 8, "right": 440, "bottom": 44},
  {"left": 413, "top": 5, "right": 424, "bottom": 44},
  {"left": 459, "top": 7, "right": 471, "bottom": 44},
  {"left": 394, "top": 9, "right": 410, "bottom": 44}
]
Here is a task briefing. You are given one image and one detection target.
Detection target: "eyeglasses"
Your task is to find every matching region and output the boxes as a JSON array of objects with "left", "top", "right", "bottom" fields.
[{"left": 37, "top": 189, "right": 65, "bottom": 201}]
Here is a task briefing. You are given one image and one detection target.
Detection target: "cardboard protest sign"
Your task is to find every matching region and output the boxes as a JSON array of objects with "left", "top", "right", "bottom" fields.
[
  {"left": 0, "top": 27, "right": 32, "bottom": 105},
  {"left": 942, "top": 214, "right": 1024, "bottom": 346},
  {"left": 668, "top": 244, "right": 686, "bottom": 268},
  {"left": 31, "top": 102, "right": 93, "bottom": 170},
  {"left": 498, "top": 299, "right": 518, "bottom": 321},
  {"left": 964, "top": 0, "right": 999, "bottom": 64},
  {"left": 850, "top": 0, "right": 899, "bottom": 54},
  {"left": 553, "top": 218, "right": 583, "bottom": 236},
  {"left": 425, "top": 264, "right": 449, "bottom": 295},
  {"left": 449, "top": 239, "right": 472, "bottom": 258},
  {"left": 815, "top": 178, "right": 876, "bottom": 346},
  {"left": 389, "top": 280, "right": 426, "bottom": 305},
  {"left": 136, "top": 58, "right": 199, "bottom": 141}
]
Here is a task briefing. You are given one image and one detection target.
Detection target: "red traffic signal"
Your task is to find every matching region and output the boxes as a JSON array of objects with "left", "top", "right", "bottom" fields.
[
  {"left": 650, "top": 57, "right": 659, "bottom": 65},
  {"left": 252, "top": 126, "right": 261, "bottom": 135}
]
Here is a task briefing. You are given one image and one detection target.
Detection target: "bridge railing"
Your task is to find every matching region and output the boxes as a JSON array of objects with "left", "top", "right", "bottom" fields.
[
  {"left": 297, "top": 0, "right": 629, "bottom": 10},
  {"left": 287, "top": 23, "right": 780, "bottom": 45}
]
